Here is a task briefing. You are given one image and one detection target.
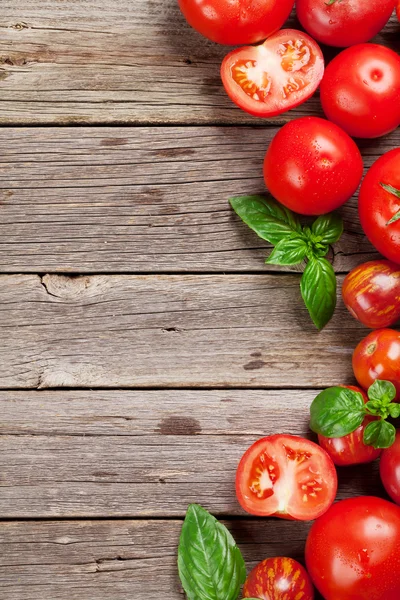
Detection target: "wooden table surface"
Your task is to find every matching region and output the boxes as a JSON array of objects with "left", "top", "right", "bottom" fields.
[{"left": 0, "top": 2, "right": 399, "bottom": 599}]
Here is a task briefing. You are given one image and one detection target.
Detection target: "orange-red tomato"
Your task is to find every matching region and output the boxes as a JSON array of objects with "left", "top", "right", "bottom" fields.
[
  {"left": 380, "top": 430, "right": 400, "bottom": 505},
  {"left": 398, "top": 1, "right": 400, "bottom": 21},
  {"left": 342, "top": 260, "right": 400, "bottom": 328},
  {"left": 353, "top": 329, "right": 400, "bottom": 399},
  {"left": 243, "top": 556, "right": 314, "bottom": 600},
  {"left": 318, "top": 386, "right": 381, "bottom": 466}
]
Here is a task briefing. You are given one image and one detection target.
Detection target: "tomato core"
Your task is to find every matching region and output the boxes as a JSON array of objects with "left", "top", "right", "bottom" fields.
[{"left": 367, "top": 342, "right": 377, "bottom": 355}]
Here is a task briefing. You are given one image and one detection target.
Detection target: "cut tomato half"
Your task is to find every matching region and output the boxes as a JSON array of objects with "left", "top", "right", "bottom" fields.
[
  {"left": 236, "top": 434, "right": 337, "bottom": 520},
  {"left": 221, "top": 30, "right": 324, "bottom": 118}
]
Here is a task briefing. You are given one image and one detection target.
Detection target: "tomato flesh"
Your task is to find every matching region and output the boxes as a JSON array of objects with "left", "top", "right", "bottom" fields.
[
  {"left": 306, "top": 497, "right": 400, "bottom": 600},
  {"left": 318, "top": 386, "right": 381, "bottom": 466},
  {"left": 353, "top": 329, "right": 400, "bottom": 399},
  {"left": 296, "top": 0, "right": 395, "bottom": 48},
  {"left": 243, "top": 556, "right": 314, "bottom": 600},
  {"left": 236, "top": 434, "right": 337, "bottom": 521},
  {"left": 263, "top": 117, "right": 363, "bottom": 215},
  {"left": 342, "top": 260, "right": 400, "bottom": 329},
  {"left": 380, "top": 430, "right": 400, "bottom": 505},
  {"left": 221, "top": 30, "right": 324, "bottom": 118},
  {"left": 177, "top": 0, "right": 295, "bottom": 46},
  {"left": 320, "top": 44, "right": 400, "bottom": 139},
  {"left": 359, "top": 149, "right": 400, "bottom": 265}
]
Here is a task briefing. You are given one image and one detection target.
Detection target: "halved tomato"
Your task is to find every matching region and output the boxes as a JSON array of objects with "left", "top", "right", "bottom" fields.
[
  {"left": 236, "top": 434, "right": 337, "bottom": 520},
  {"left": 221, "top": 30, "right": 324, "bottom": 118}
]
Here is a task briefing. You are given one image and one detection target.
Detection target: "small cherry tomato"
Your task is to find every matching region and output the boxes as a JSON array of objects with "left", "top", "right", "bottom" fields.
[
  {"left": 342, "top": 260, "right": 400, "bottom": 329},
  {"left": 320, "top": 44, "right": 400, "bottom": 138},
  {"left": 263, "top": 117, "right": 363, "bottom": 215},
  {"left": 353, "top": 329, "right": 400, "bottom": 399},
  {"left": 296, "top": 0, "right": 395, "bottom": 48},
  {"left": 380, "top": 430, "right": 400, "bottom": 505},
  {"left": 243, "top": 556, "right": 314, "bottom": 600},
  {"left": 236, "top": 434, "right": 337, "bottom": 521},
  {"left": 359, "top": 149, "right": 400, "bottom": 265},
  {"left": 318, "top": 386, "right": 382, "bottom": 466},
  {"left": 305, "top": 496, "right": 400, "bottom": 600},
  {"left": 177, "top": 0, "right": 295, "bottom": 45},
  {"left": 221, "top": 30, "right": 324, "bottom": 118}
]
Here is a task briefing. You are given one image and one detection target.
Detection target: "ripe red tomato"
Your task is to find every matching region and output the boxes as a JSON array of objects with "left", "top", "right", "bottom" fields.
[
  {"left": 177, "top": 0, "right": 295, "bottom": 45},
  {"left": 398, "top": 0, "right": 400, "bottom": 21},
  {"left": 359, "top": 149, "right": 400, "bottom": 265},
  {"left": 243, "top": 556, "right": 314, "bottom": 600},
  {"left": 221, "top": 30, "right": 324, "bottom": 118},
  {"left": 318, "top": 386, "right": 382, "bottom": 466},
  {"left": 236, "top": 434, "right": 337, "bottom": 521},
  {"left": 305, "top": 496, "right": 400, "bottom": 600},
  {"left": 380, "top": 430, "right": 400, "bottom": 505},
  {"left": 353, "top": 329, "right": 400, "bottom": 399},
  {"left": 320, "top": 44, "right": 400, "bottom": 138},
  {"left": 342, "top": 260, "right": 400, "bottom": 328},
  {"left": 263, "top": 117, "right": 363, "bottom": 215},
  {"left": 296, "top": 0, "right": 395, "bottom": 48}
]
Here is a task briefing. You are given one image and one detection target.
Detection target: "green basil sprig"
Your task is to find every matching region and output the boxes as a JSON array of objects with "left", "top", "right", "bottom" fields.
[
  {"left": 310, "top": 380, "right": 399, "bottom": 449},
  {"left": 230, "top": 196, "right": 343, "bottom": 330},
  {"left": 178, "top": 504, "right": 246, "bottom": 600}
]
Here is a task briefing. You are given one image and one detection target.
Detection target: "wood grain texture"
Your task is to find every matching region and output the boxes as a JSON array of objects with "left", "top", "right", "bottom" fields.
[
  {"left": 0, "top": 3, "right": 398, "bottom": 125},
  {"left": 1, "top": 126, "right": 395, "bottom": 274},
  {"left": 0, "top": 390, "right": 386, "bottom": 517},
  {"left": 0, "top": 273, "right": 372, "bottom": 389},
  {"left": 0, "top": 519, "right": 326, "bottom": 599}
]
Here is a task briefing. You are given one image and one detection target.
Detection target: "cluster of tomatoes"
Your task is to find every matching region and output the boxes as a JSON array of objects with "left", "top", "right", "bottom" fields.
[{"left": 177, "top": 2, "right": 400, "bottom": 599}]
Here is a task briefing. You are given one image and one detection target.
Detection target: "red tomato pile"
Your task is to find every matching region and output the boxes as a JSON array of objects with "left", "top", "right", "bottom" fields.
[{"left": 178, "top": 3, "right": 400, "bottom": 600}]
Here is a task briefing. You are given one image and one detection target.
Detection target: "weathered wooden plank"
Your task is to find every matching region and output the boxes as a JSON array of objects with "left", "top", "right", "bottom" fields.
[
  {"left": 0, "top": 273, "right": 370, "bottom": 389},
  {"left": 0, "top": 3, "right": 398, "bottom": 125},
  {"left": 0, "top": 519, "right": 324, "bottom": 599},
  {"left": 0, "top": 126, "right": 392, "bottom": 274},
  {"left": 0, "top": 390, "right": 385, "bottom": 517}
]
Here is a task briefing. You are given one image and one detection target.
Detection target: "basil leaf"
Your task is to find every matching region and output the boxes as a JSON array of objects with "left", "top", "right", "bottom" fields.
[
  {"left": 311, "top": 213, "right": 344, "bottom": 244},
  {"left": 300, "top": 257, "right": 337, "bottom": 330},
  {"left": 310, "top": 386, "right": 366, "bottom": 437},
  {"left": 178, "top": 504, "right": 246, "bottom": 600},
  {"left": 266, "top": 238, "right": 308, "bottom": 266},
  {"left": 389, "top": 404, "right": 400, "bottom": 418},
  {"left": 368, "top": 380, "right": 397, "bottom": 404},
  {"left": 230, "top": 195, "right": 302, "bottom": 245},
  {"left": 363, "top": 420, "right": 396, "bottom": 449}
]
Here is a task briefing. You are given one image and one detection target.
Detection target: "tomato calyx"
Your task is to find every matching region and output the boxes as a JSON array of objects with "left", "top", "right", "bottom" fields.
[
  {"left": 380, "top": 182, "right": 400, "bottom": 225},
  {"left": 310, "top": 380, "right": 400, "bottom": 449}
]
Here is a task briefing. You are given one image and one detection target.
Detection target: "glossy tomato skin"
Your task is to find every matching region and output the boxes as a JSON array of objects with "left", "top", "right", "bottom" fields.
[
  {"left": 398, "top": 0, "right": 400, "bottom": 21},
  {"left": 380, "top": 430, "right": 400, "bottom": 504},
  {"left": 305, "top": 497, "right": 400, "bottom": 600},
  {"left": 320, "top": 44, "right": 400, "bottom": 138},
  {"left": 243, "top": 557, "right": 314, "bottom": 600},
  {"left": 221, "top": 30, "right": 324, "bottom": 118},
  {"left": 342, "top": 260, "right": 400, "bottom": 328},
  {"left": 263, "top": 117, "right": 363, "bottom": 215},
  {"left": 359, "top": 149, "right": 400, "bottom": 265},
  {"left": 318, "top": 386, "right": 382, "bottom": 466},
  {"left": 236, "top": 434, "right": 337, "bottom": 521},
  {"left": 353, "top": 329, "right": 400, "bottom": 399},
  {"left": 177, "top": 0, "right": 294, "bottom": 45},
  {"left": 296, "top": 0, "right": 395, "bottom": 48}
]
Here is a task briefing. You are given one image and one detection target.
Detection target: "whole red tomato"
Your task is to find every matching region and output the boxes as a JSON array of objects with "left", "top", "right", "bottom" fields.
[
  {"left": 353, "top": 329, "right": 400, "bottom": 399},
  {"left": 342, "top": 260, "right": 400, "bottom": 328},
  {"left": 305, "top": 496, "right": 400, "bottom": 600},
  {"left": 318, "top": 386, "right": 382, "bottom": 466},
  {"left": 177, "top": 0, "right": 294, "bottom": 45},
  {"left": 236, "top": 434, "right": 337, "bottom": 520},
  {"left": 380, "top": 430, "right": 400, "bottom": 504},
  {"left": 296, "top": 0, "right": 395, "bottom": 48},
  {"left": 221, "top": 30, "right": 324, "bottom": 118},
  {"left": 243, "top": 556, "right": 314, "bottom": 599},
  {"left": 320, "top": 44, "right": 400, "bottom": 138},
  {"left": 359, "top": 149, "right": 400, "bottom": 265},
  {"left": 263, "top": 117, "right": 363, "bottom": 215}
]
